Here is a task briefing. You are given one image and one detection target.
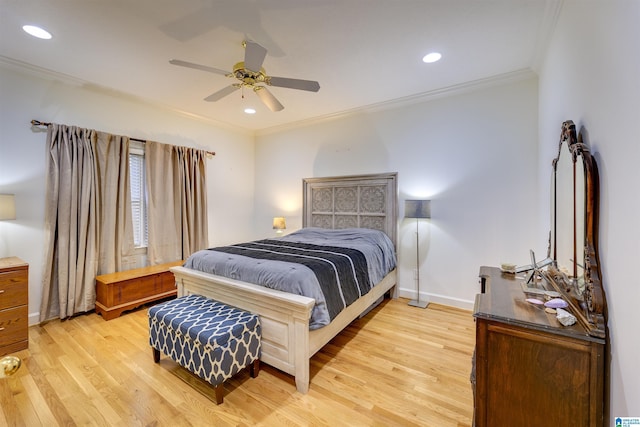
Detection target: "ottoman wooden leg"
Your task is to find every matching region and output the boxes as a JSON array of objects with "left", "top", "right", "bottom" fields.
[
  {"left": 214, "top": 384, "right": 224, "bottom": 404},
  {"left": 153, "top": 348, "right": 160, "bottom": 363},
  {"left": 249, "top": 359, "right": 260, "bottom": 378}
]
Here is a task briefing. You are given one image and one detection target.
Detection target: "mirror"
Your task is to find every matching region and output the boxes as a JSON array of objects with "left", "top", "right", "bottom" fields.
[
  {"left": 547, "top": 120, "right": 605, "bottom": 338},
  {"left": 553, "top": 132, "right": 585, "bottom": 289}
]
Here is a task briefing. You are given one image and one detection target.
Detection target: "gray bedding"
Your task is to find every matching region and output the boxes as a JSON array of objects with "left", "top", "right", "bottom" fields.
[{"left": 183, "top": 227, "right": 397, "bottom": 329}]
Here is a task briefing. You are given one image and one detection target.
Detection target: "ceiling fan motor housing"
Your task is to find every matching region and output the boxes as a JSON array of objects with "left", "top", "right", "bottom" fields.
[{"left": 232, "top": 62, "right": 267, "bottom": 86}]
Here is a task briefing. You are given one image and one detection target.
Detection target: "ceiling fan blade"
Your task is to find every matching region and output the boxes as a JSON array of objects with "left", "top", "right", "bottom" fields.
[
  {"left": 204, "top": 85, "right": 240, "bottom": 102},
  {"left": 268, "top": 76, "right": 320, "bottom": 92},
  {"left": 244, "top": 41, "right": 267, "bottom": 72},
  {"left": 169, "top": 59, "right": 230, "bottom": 76},
  {"left": 254, "top": 86, "right": 284, "bottom": 112}
]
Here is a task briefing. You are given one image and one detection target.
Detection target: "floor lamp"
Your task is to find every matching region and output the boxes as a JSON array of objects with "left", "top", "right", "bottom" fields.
[{"left": 405, "top": 199, "right": 431, "bottom": 308}]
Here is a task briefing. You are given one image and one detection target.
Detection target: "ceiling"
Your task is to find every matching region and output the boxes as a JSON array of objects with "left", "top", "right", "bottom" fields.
[{"left": 0, "top": 0, "right": 557, "bottom": 133}]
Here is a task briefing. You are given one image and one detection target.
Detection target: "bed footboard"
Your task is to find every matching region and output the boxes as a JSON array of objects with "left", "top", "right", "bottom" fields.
[
  {"left": 170, "top": 266, "right": 315, "bottom": 393},
  {"left": 170, "top": 266, "right": 397, "bottom": 394}
]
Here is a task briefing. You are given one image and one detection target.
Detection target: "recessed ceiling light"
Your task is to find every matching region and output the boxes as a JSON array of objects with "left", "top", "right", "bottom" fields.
[
  {"left": 244, "top": 108, "right": 256, "bottom": 114},
  {"left": 22, "top": 25, "right": 52, "bottom": 40},
  {"left": 422, "top": 52, "right": 442, "bottom": 63}
]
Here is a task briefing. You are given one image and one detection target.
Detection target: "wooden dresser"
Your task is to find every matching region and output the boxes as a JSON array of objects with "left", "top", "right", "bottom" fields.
[
  {"left": 472, "top": 266, "right": 604, "bottom": 427},
  {"left": 0, "top": 257, "right": 29, "bottom": 356},
  {"left": 95, "top": 261, "right": 182, "bottom": 320}
]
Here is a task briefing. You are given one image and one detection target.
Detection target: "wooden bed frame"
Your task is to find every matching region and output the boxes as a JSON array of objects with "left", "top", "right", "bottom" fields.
[{"left": 170, "top": 172, "right": 398, "bottom": 393}]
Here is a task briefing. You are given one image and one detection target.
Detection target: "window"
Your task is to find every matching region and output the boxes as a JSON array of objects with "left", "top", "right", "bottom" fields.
[{"left": 129, "top": 142, "right": 148, "bottom": 248}]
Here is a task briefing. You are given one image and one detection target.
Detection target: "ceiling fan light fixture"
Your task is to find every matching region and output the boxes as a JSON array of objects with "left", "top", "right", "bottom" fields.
[
  {"left": 170, "top": 40, "right": 318, "bottom": 112},
  {"left": 22, "top": 24, "right": 52, "bottom": 40},
  {"left": 422, "top": 52, "right": 442, "bottom": 63}
]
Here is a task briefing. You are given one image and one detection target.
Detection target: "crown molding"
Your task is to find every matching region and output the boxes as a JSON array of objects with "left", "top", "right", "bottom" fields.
[
  {"left": 255, "top": 68, "right": 538, "bottom": 137},
  {"left": 530, "top": 0, "right": 564, "bottom": 73},
  {"left": 1, "top": 55, "right": 537, "bottom": 139},
  {"left": 0, "top": 55, "right": 87, "bottom": 86},
  {"left": 0, "top": 55, "right": 253, "bottom": 137}
]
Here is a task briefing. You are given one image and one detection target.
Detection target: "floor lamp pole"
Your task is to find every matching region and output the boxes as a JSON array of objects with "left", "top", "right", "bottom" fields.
[{"left": 409, "top": 218, "right": 428, "bottom": 308}]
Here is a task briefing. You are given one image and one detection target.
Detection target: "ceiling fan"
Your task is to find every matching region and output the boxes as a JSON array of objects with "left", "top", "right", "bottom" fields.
[{"left": 170, "top": 41, "right": 320, "bottom": 112}]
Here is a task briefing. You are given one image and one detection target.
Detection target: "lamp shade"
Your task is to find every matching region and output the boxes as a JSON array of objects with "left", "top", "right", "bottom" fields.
[
  {"left": 272, "top": 217, "right": 286, "bottom": 230},
  {"left": 404, "top": 199, "right": 431, "bottom": 219},
  {"left": 0, "top": 194, "right": 16, "bottom": 220}
]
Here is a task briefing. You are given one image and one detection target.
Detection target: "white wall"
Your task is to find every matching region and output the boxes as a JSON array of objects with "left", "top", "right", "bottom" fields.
[
  {"left": 538, "top": 0, "right": 640, "bottom": 420},
  {"left": 255, "top": 77, "right": 540, "bottom": 308},
  {"left": 0, "top": 63, "right": 256, "bottom": 324},
  {"left": 6, "top": 4, "right": 633, "bottom": 414}
]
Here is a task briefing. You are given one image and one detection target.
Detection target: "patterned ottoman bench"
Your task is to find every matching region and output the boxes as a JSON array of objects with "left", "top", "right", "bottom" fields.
[{"left": 148, "top": 294, "right": 261, "bottom": 404}]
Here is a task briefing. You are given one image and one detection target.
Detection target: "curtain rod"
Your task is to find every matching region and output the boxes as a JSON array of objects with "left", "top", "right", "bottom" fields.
[{"left": 30, "top": 120, "right": 215, "bottom": 157}]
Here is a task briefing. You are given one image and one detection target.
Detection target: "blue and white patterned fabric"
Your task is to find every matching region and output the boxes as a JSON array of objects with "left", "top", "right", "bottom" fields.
[{"left": 148, "top": 294, "right": 261, "bottom": 387}]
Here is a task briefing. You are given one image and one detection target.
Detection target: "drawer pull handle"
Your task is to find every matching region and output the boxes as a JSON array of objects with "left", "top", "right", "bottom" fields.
[
  {"left": 0, "top": 290, "right": 4, "bottom": 294},
  {"left": 0, "top": 327, "right": 4, "bottom": 331}
]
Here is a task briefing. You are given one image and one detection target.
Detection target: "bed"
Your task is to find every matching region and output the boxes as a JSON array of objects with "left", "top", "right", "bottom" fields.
[{"left": 170, "top": 172, "right": 398, "bottom": 393}]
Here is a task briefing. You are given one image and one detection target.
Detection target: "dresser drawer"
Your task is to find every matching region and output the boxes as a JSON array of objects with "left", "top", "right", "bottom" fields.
[
  {"left": 0, "top": 305, "right": 28, "bottom": 347},
  {"left": 0, "top": 270, "right": 28, "bottom": 310}
]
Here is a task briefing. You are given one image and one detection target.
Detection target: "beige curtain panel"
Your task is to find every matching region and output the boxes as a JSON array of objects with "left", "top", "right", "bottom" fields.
[
  {"left": 145, "top": 141, "right": 208, "bottom": 265},
  {"left": 40, "top": 125, "right": 133, "bottom": 321},
  {"left": 40, "top": 125, "right": 208, "bottom": 321}
]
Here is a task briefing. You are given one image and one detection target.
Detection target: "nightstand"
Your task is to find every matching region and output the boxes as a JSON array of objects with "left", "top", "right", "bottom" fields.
[{"left": 0, "top": 257, "right": 29, "bottom": 356}]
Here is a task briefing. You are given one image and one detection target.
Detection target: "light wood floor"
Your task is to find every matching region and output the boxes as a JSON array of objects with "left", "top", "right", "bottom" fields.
[{"left": 1, "top": 298, "right": 475, "bottom": 426}]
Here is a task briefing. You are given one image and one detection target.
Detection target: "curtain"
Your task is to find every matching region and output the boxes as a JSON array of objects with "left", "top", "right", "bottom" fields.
[
  {"left": 146, "top": 141, "right": 208, "bottom": 265},
  {"left": 39, "top": 124, "right": 133, "bottom": 321}
]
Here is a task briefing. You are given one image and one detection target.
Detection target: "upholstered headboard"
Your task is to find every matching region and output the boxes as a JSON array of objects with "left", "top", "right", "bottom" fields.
[{"left": 302, "top": 172, "right": 398, "bottom": 247}]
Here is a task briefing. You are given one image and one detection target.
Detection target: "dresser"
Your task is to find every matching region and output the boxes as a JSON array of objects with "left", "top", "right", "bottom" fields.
[
  {"left": 472, "top": 266, "right": 604, "bottom": 427},
  {"left": 0, "top": 257, "right": 29, "bottom": 356}
]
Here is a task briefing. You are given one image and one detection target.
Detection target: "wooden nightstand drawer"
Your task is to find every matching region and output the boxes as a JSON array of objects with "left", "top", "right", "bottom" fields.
[
  {"left": 0, "top": 305, "right": 28, "bottom": 351},
  {"left": 0, "top": 257, "right": 29, "bottom": 356},
  {"left": 0, "top": 270, "right": 28, "bottom": 310}
]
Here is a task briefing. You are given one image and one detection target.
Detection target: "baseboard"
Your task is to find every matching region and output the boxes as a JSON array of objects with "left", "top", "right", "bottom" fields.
[
  {"left": 28, "top": 291, "right": 474, "bottom": 325},
  {"left": 397, "top": 287, "right": 474, "bottom": 311},
  {"left": 28, "top": 312, "right": 40, "bottom": 326}
]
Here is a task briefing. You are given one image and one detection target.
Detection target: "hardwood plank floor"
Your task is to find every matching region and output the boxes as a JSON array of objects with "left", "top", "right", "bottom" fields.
[{"left": 1, "top": 298, "right": 475, "bottom": 426}]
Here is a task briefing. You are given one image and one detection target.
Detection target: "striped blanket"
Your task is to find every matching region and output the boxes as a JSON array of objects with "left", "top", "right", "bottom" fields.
[
  {"left": 184, "top": 228, "right": 397, "bottom": 329},
  {"left": 209, "top": 240, "right": 371, "bottom": 321}
]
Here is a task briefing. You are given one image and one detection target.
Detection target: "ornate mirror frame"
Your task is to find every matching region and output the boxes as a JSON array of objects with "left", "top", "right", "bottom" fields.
[{"left": 546, "top": 120, "right": 606, "bottom": 338}]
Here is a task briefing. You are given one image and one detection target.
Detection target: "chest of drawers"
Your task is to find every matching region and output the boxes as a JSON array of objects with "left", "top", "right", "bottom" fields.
[
  {"left": 0, "top": 257, "right": 29, "bottom": 356},
  {"left": 472, "top": 266, "right": 604, "bottom": 427}
]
